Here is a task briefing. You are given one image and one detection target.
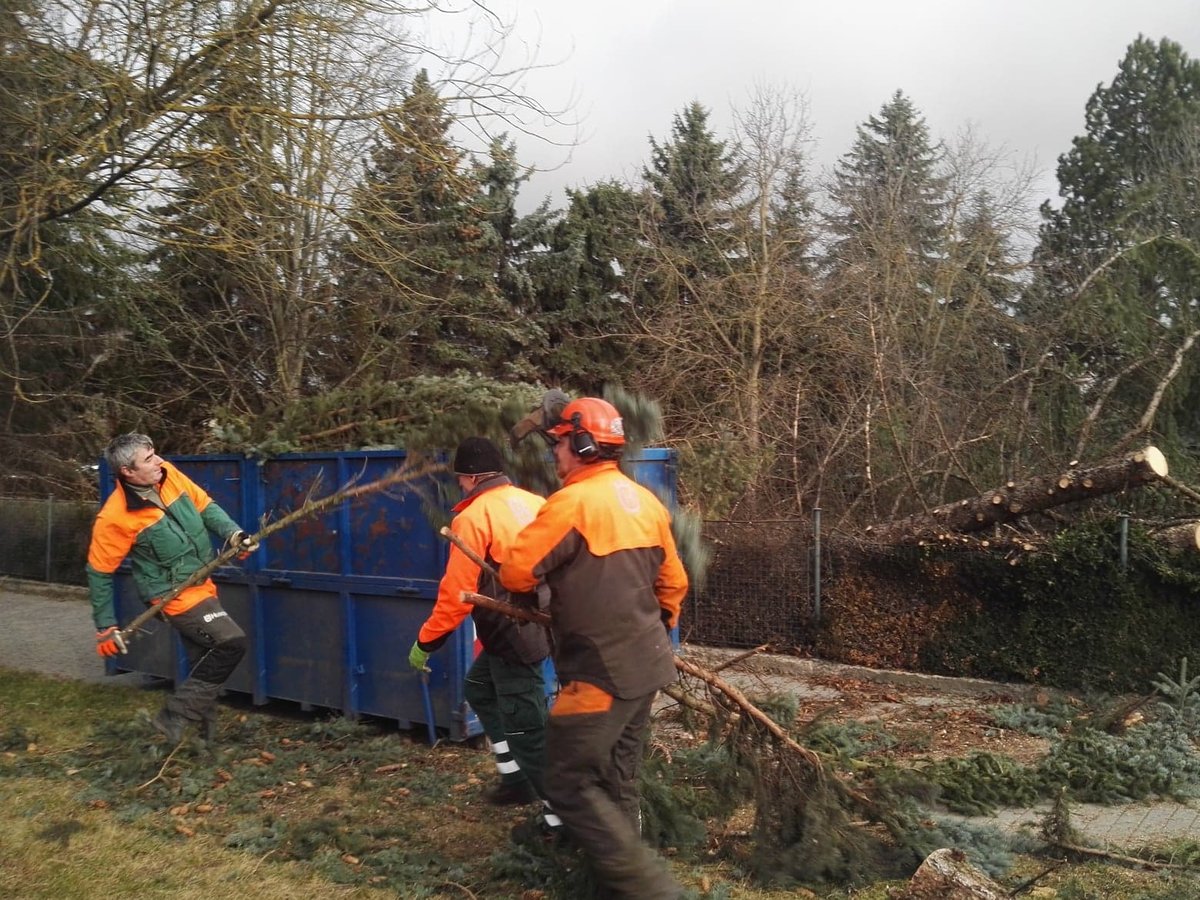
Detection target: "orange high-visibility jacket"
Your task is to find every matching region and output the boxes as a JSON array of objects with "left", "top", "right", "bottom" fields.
[
  {"left": 86, "top": 461, "right": 241, "bottom": 629},
  {"left": 499, "top": 460, "right": 688, "bottom": 699},
  {"left": 417, "top": 475, "right": 549, "bottom": 665}
]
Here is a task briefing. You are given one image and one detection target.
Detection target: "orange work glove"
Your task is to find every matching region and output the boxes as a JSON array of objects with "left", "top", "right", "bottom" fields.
[
  {"left": 95, "top": 626, "right": 127, "bottom": 657},
  {"left": 228, "top": 530, "right": 261, "bottom": 560}
]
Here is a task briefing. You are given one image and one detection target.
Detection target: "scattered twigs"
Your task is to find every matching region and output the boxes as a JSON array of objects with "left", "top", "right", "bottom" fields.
[
  {"left": 135, "top": 741, "right": 184, "bottom": 793},
  {"left": 1046, "top": 841, "right": 1196, "bottom": 872},
  {"left": 119, "top": 457, "right": 443, "bottom": 642},
  {"left": 438, "top": 881, "right": 479, "bottom": 899},
  {"left": 710, "top": 643, "right": 772, "bottom": 673},
  {"left": 1009, "top": 861, "right": 1069, "bottom": 896},
  {"left": 460, "top": 592, "right": 823, "bottom": 770}
]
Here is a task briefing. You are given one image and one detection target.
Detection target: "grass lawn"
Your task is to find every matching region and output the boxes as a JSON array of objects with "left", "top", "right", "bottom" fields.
[{"left": 1, "top": 666, "right": 1196, "bottom": 899}]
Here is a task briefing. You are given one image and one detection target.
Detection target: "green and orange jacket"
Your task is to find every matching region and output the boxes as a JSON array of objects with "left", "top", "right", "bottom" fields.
[
  {"left": 86, "top": 461, "right": 241, "bottom": 629},
  {"left": 417, "top": 475, "right": 549, "bottom": 665},
  {"left": 498, "top": 460, "right": 688, "bottom": 699}
]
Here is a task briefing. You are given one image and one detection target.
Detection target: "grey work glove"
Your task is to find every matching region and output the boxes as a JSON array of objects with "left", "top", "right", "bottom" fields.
[{"left": 509, "top": 389, "right": 571, "bottom": 448}]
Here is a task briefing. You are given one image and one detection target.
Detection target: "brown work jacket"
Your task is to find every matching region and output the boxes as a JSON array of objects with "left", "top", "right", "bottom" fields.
[{"left": 499, "top": 460, "right": 688, "bottom": 699}]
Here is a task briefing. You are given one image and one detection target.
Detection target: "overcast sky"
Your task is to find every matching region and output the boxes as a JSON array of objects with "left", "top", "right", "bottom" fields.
[{"left": 424, "top": 1, "right": 1200, "bottom": 219}]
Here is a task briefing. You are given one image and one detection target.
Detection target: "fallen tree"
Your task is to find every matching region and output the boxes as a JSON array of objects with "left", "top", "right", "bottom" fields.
[{"left": 862, "top": 447, "right": 1168, "bottom": 545}]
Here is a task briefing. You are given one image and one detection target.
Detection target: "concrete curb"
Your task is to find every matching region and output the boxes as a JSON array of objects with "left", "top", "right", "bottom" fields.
[
  {"left": 0, "top": 576, "right": 88, "bottom": 601},
  {"left": 680, "top": 643, "right": 1048, "bottom": 700}
]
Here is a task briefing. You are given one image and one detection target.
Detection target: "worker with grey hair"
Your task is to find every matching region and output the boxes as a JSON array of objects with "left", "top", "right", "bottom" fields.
[{"left": 87, "top": 432, "right": 258, "bottom": 744}]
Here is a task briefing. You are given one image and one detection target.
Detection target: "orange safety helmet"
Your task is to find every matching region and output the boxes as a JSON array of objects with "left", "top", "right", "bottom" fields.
[{"left": 546, "top": 397, "right": 625, "bottom": 458}]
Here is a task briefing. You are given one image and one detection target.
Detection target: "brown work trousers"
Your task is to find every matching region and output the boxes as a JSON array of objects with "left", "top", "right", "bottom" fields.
[{"left": 542, "top": 687, "right": 682, "bottom": 900}]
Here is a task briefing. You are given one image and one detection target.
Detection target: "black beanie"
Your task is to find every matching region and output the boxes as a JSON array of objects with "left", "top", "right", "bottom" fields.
[{"left": 452, "top": 437, "right": 505, "bottom": 475}]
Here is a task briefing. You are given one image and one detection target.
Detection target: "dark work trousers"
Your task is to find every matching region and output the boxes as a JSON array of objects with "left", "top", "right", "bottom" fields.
[
  {"left": 463, "top": 651, "right": 548, "bottom": 794},
  {"left": 543, "top": 689, "right": 682, "bottom": 900},
  {"left": 164, "top": 595, "right": 247, "bottom": 721}
]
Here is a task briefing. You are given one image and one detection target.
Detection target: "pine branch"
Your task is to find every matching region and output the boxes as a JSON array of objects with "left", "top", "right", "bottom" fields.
[
  {"left": 119, "top": 456, "right": 444, "bottom": 642},
  {"left": 461, "top": 591, "right": 825, "bottom": 772},
  {"left": 1047, "top": 840, "right": 1196, "bottom": 872}
]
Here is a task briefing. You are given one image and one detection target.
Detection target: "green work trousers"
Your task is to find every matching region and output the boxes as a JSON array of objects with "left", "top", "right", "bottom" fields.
[
  {"left": 543, "top": 690, "right": 682, "bottom": 900},
  {"left": 463, "top": 651, "right": 548, "bottom": 794}
]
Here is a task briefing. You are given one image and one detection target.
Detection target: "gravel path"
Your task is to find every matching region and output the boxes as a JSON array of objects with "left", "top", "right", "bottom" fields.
[{"left": 0, "top": 580, "right": 112, "bottom": 683}]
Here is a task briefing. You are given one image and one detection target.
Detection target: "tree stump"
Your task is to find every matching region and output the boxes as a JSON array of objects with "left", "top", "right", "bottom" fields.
[{"left": 892, "top": 848, "right": 1007, "bottom": 900}]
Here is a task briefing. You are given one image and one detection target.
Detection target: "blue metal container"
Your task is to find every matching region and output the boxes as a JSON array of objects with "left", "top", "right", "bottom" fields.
[{"left": 101, "top": 448, "right": 678, "bottom": 740}]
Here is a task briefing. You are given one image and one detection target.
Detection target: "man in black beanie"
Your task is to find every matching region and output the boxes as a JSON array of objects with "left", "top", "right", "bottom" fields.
[{"left": 409, "top": 437, "right": 554, "bottom": 814}]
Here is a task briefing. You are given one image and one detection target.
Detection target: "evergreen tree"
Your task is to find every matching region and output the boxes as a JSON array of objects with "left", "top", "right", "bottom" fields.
[
  {"left": 146, "top": 33, "right": 320, "bottom": 411},
  {"left": 470, "top": 135, "right": 553, "bottom": 376},
  {"left": 1030, "top": 36, "right": 1200, "bottom": 459},
  {"left": 0, "top": 1, "right": 142, "bottom": 489},
  {"left": 339, "top": 72, "right": 533, "bottom": 379},
  {"left": 532, "top": 180, "right": 646, "bottom": 390},
  {"left": 946, "top": 190, "right": 1022, "bottom": 315},
  {"left": 826, "top": 90, "right": 949, "bottom": 283},
  {"left": 644, "top": 101, "right": 748, "bottom": 283}
]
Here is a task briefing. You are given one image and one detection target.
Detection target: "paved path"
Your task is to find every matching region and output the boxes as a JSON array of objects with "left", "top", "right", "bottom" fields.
[
  {"left": 982, "top": 802, "right": 1200, "bottom": 849},
  {"left": 0, "top": 580, "right": 115, "bottom": 684},
  {"left": 5, "top": 581, "right": 1198, "bottom": 852},
  {"left": 678, "top": 647, "right": 1200, "bottom": 851}
]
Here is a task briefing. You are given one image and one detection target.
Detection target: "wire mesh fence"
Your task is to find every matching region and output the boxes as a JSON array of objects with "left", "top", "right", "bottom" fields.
[
  {"left": 683, "top": 519, "right": 822, "bottom": 650},
  {"left": 0, "top": 496, "right": 95, "bottom": 586}
]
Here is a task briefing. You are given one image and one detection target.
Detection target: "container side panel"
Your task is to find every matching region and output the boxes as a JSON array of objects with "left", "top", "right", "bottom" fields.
[
  {"left": 260, "top": 586, "right": 345, "bottom": 709},
  {"left": 625, "top": 448, "right": 677, "bottom": 508},
  {"left": 170, "top": 457, "right": 247, "bottom": 541},
  {"left": 345, "top": 455, "right": 447, "bottom": 581},
  {"left": 260, "top": 459, "right": 343, "bottom": 575}
]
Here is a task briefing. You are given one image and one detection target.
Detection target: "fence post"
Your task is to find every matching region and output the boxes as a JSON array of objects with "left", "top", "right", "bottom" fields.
[
  {"left": 812, "top": 506, "right": 822, "bottom": 625},
  {"left": 45, "top": 494, "right": 54, "bottom": 583},
  {"left": 1118, "top": 512, "right": 1129, "bottom": 572}
]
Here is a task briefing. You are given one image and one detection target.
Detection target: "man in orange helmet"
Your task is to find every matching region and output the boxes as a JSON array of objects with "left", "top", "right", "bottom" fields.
[{"left": 499, "top": 398, "right": 688, "bottom": 899}]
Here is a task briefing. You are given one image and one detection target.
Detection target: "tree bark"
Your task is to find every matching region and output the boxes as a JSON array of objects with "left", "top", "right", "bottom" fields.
[
  {"left": 893, "top": 848, "right": 1007, "bottom": 900},
  {"left": 1151, "top": 521, "right": 1200, "bottom": 552},
  {"left": 863, "top": 447, "right": 1168, "bottom": 544}
]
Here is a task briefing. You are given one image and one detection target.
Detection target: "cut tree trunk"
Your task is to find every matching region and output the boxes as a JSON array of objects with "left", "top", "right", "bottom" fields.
[
  {"left": 893, "top": 848, "right": 1007, "bottom": 900},
  {"left": 1151, "top": 521, "right": 1200, "bottom": 552},
  {"left": 863, "top": 447, "right": 1168, "bottom": 545}
]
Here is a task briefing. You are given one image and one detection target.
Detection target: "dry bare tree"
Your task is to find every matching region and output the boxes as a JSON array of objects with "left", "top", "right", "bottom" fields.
[{"left": 0, "top": 0, "right": 566, "bottom": 488}]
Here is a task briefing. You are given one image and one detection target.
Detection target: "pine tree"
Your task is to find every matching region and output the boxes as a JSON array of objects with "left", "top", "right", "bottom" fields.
[
  {"left": 1030, "top": 36, "right": 1200, "bottom": 459},
  {"left": 826, "top": 90, "right": 949, "bottom": 283},
  {"left": 947, "top": 190, "right": 1022, "bottom": 316},
  {"left": 644, "top": 101, "right": 749, "bottom": 284},
  {"left": 470, "top": 135, "right": 553, "bottom": 377},
  {"left": 339, "top": 72, "right": 533, "bottom": 380},
  {"left": 0, "top": 1, "right": 141, "bottom": 488},
  {"left": 146, "top": 33, "right": 315, "bottom": 410},
  {"left": 531, "top": 180, "right": 645, "bottom": 390}
]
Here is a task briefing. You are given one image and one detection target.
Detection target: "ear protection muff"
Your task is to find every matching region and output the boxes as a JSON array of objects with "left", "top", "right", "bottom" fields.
[{"left": 568, "top": 412, "right": 599, "bottom": 459}]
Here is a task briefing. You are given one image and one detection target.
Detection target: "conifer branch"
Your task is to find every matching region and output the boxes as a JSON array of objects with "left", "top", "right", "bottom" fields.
[{"left": 119, "top": 457, "right": 444, "bottom": 642}]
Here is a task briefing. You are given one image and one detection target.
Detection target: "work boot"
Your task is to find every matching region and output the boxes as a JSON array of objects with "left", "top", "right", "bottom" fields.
[
  {"left": 510, "top": 813, "right": 568, "bottom": 847},
  {"left": 152, "top": 707, "right": 188, "bottom": 744},
  {"left": 484, "top": 780, "right": 539, "bottom": 806},
  {"left": 200, "top": 707, "right": 219, "bottom": 745}
]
